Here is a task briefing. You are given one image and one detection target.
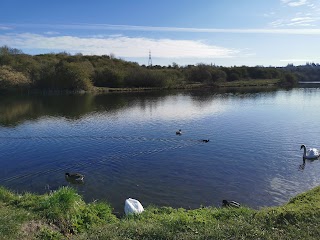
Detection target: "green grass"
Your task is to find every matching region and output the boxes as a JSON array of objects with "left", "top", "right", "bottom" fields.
[
  {"left": 92, "top": 79, "right": 280, "bottom": 93},
  {"left": 0, "top": 202, "right": 33, "bottom": 240},
  {"left": 217, "top": 78, "right": 279, "bottom": 88},
  {"left": 1, "top": 185, "right": 320, "bottom": 239},
  {"left": 0, "top": 186, "right": 117, "bottom": 238}
]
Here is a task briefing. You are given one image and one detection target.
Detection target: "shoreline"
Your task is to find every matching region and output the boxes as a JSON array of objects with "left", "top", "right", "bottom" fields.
[
  {"left": 1, "top": 79, "right": 281, "bottom": 95},
  {"left": 1, "top": 184, "right": 320, "bottom": 239}
]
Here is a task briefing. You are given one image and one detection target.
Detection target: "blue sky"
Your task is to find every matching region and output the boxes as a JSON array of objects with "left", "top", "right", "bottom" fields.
[{"left": 0, "top": 0, "right": 320, "bottom": 66}]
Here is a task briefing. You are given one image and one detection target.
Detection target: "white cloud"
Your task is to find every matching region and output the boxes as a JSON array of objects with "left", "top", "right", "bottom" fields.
[
  {"left": 0, "top": 33, "right": 238, "bottom": 58},
  {"left": 281, "top": 0, "right": 308, "bottom": 7},
  {"left": 289, "top": 0, "right": 308, "bottom": 7},
  {"left": 4, "top": 22, "right": 320, "bottom": 34},
  {"left": 270, "top": 17, "right": 319, "bottom": 27},
  {"left": 263, "top": 12, "right": 276, "bottom": 17},
  {"left": 44, "top": 31, "right": 60, "bottom": 35},
  {"left": 0, "top": 25, "right": 12, "bottom": 30},
  {"left": 273, "top": 0, "right": 320, "bottom": 27},
  {"left": 287, "top": 16, "right": 319, "bottom": 26}
]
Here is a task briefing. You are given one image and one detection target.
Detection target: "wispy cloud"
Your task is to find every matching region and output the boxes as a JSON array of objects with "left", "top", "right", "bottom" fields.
[
  {"left": 44, "top": 31, "right": 60, "bottom": 35},
  {"left": 288, "top": 16, "right": 318, "bottom": 26},
  {"left": 270, "top": 0, "right": 320, "bottom": 27},
  {"left": 3, "top": 23, "right": 320, "bottom": 34},
  {"left": 0, "top": 25, "right": 12, "bottom": 30},
  {"left": 0, "top": 33, "right": 239, "bottom": 58},
  {"left": 281, "top": 0, "right": 308, "bottom": 7},
  {"left": 271, "top": 16, "right": 320, "bottom": 27}
]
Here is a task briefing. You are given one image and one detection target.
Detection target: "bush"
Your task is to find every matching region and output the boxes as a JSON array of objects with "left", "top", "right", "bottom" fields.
[
  {"left": 93, "top": 67, "right": 124, "bottom": 87},
  {"left": 124, "top": 68, "right": 169, "bottom": 88},
  {"left": 187, "top": 66, "right": 212, "bottom": 83},
  {"left": 0, "top": 65, "right": 31, "bottom": 90},
  {"left": 278, "top": 73, "right": 298, "bottom": 87},
  {"left": 55, "top": 61, "right": 94, "bottom": 91}
]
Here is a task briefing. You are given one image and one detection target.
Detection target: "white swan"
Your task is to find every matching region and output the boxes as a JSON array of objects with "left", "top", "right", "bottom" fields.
[
  {"left": 300, "top": 144, "right": 320, "bottom": 159},
  {"left": 124, "top": 198, "right": 144, "bottom": 215}
]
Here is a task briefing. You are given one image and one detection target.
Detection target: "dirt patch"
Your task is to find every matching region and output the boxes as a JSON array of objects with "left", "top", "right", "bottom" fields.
[{"left": 20, "top": 220, "right": 60, "bottom": 239}]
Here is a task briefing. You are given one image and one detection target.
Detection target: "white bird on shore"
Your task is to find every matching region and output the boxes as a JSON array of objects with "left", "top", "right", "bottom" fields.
[
  {"left": 300, "top": 144, "right": 320, "bottom": 160},
  {"left": 124, "top": 198, "right": 144, "bottom": 215}
]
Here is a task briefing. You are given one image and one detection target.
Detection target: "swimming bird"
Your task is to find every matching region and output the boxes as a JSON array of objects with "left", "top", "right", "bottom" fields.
[
  {"left": 222, "top": 200, "right": 241, "bottom": 208},
  {"left": 65, "top": 172, "right": 84, "bottom": 181},
  {"left": 300, "top": 144, "right": 320, "bottom": 160},
  {"left": 202, "top": 139, "right": 210, "bottom": 143},
  {"left": 176, "top": 129, "right": 182, "bottom": 135}
]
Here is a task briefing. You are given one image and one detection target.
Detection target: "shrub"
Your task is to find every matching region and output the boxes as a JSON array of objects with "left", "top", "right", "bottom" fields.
[
  {"left": 278, "top": 73, "right": 298, "bottom": 87},
  {"left": 93, "top": 67, "right": 124, "bottom": 87},
  {"left": 0, "top": 65, "right": 31, "bottom": 90},
  {"left": 55, "top": 61, "right": 94, "bottom": 91}
]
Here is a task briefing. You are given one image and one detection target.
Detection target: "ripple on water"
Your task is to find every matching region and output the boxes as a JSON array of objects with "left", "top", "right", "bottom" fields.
[{"left": 2, "top": 89, "right": 320, "bottom": 213}]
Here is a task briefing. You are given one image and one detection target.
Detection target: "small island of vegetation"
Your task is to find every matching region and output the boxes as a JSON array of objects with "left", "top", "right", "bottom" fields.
[{"left": 2, "top": 45, "right": 320, "bottom": 93}]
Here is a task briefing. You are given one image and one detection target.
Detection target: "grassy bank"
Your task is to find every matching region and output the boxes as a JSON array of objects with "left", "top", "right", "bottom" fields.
[
  {"left": 1, "top": 79, "right": 280, "bottom": 95},
  {"left": 91, "top": 83, "right": 205, "bottom": 93},
  {"left": 216, "top": 78, "right": 279, "bottom": 88},
  {"left": 90, "top": 79, "right": 280, "bottom": 93},
  {"left": 1, "top": 185, "right": 320, "bottom": 239}
]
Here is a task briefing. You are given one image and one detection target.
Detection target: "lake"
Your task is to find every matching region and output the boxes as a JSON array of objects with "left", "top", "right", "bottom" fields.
[{"left": 1, "top": 87, "right": 320, "bottom": 215}]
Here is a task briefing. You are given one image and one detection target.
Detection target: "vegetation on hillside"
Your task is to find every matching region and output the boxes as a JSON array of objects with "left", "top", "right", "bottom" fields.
[
  {"left": 1, "top": 45, "right": 315, "bottom": 92},
  {"left": 1, "top": 185, "right": 320, "bottom": 239}
]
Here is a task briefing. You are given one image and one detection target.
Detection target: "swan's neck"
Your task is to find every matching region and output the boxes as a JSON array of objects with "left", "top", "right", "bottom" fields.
[{"left": 303, "top": 146, "right": 307, "bottom": 157}]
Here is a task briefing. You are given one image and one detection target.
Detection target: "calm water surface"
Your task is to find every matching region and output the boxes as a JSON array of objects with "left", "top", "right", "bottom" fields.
[{"left": 1, "top": 88, "right": 320, "bottom": 215}]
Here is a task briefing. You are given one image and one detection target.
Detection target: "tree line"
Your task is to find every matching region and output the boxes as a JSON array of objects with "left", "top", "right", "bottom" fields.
[{"left": 0, "top": 45, "right": 313, "bottom": 92}]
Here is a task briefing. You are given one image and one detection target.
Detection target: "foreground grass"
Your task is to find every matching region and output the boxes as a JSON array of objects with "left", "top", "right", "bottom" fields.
[{"left": 0, "top": 185, "right": 320, "bottom": 239}]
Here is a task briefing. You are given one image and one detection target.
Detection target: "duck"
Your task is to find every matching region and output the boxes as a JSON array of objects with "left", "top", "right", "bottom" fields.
[
  {"left": 300, "top": 144, "right": 320, "bottom": 160},
  {"left": 202, "top": 139, "right": 210, "bottom": 143},
  {"left": 222, "top": 199, "right": 241, "bottom": 208},
  {"left": 65, "top": 172, "right": 84, "bottom": 181},
  {"left": 176, "top": 129, "right": 182, "bottom": 135}
]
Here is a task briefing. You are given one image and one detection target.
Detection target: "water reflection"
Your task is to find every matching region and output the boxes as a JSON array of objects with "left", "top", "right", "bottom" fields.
[
  {"left": 299, "top": 158, "right": 319, "bottom": 171},
  {"left": 0, "top": 88, "right": 278, "bottom": 127},
  {"left": 65, "top": 177, "right": 85, "bottom": 185},
  {"left": 2, "top": 87, "right": 320, "bottom": 213}
]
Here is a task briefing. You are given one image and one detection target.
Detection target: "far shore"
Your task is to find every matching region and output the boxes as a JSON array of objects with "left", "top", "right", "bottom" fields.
[
  {"left": 1, "top": 79, "right": 280, "bottom": 95},
  {"left": 89, "top": 78, "right": 280, "bottom": 93}
]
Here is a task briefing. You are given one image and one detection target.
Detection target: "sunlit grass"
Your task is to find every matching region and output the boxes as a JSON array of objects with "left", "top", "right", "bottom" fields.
[
  {"left": 1, "top": 185, "right": 320, "bottom": 239},
  {"left": 0, "top": 202, "right": 33, "bottom": 240},
  {"left": 217, "top": 78, "right": 279, "bottom": 87},
  {"left": 0, "top": 186, "right": 117, "bottom": 237}
]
